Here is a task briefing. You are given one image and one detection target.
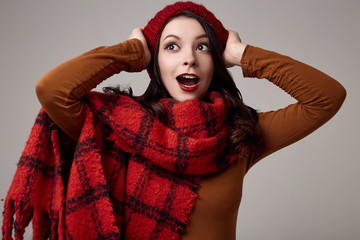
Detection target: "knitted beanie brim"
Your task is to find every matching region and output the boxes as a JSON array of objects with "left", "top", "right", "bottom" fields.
[{"left": 143, "top": 1, "right": 228, "bottom": 55}]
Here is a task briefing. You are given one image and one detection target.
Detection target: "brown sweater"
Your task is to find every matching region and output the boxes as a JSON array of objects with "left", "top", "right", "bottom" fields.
[{"left": 36, "top": 38, "right": 346, "bottom": 240}]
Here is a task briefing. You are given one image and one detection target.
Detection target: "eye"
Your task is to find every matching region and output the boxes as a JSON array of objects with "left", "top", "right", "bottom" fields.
[
  {"left": 165, "top": 43, "right": 179, "bottom": 51},
  {"left": 197, "top": 43, "right": 209, "bottom": 51}
]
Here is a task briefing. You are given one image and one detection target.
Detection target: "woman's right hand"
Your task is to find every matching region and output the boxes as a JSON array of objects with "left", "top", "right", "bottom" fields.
[{"left": 129, "top": 27, "right": 152, "bottom": 67}]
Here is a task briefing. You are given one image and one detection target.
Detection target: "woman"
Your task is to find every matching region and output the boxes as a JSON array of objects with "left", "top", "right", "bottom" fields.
[{"left": 3, "top": 1, "right": 346, "bottom": 240}]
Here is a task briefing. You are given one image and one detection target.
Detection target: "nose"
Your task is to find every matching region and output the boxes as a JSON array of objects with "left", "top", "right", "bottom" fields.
[
  {"left": 184, "top": 61, "right": 196, "bottom": 67},
  {"left": 183, "top": 50, "right": 197, "bottom": 67}
]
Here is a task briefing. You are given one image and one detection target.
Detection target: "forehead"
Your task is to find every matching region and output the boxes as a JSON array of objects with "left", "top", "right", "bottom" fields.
[{"left": 160, "top": 16, "right": 206, "bottom": 40}]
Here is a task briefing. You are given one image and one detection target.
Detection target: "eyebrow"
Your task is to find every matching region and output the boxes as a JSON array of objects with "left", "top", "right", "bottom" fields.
[{"left": 163, "top": 33, "right": 208, "bottom": 41}]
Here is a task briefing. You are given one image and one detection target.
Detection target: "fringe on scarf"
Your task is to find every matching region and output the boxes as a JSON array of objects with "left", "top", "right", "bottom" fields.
[{"left": 2, "top": 111, "right": 72, "bottom": 239}]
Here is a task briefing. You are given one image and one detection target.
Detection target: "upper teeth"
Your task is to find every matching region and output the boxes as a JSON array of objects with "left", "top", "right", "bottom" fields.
[{"left": 181, "top": 75, "right": 197, "bottom": 79}]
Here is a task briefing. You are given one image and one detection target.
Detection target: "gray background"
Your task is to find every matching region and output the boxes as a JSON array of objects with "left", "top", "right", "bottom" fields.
[{"left": 1, "top": 0, "right": 359, "bottom": 239}]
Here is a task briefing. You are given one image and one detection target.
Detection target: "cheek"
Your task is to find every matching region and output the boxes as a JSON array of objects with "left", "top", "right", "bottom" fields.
[
  {"left": 202, "top": 57, "right": 215, "bottom": 82},
  {"left": 157, "top": 54, "right": 178, "bottom": 96},
  {"left": 158, "top": 54, "right": 173, "bottom": 77},
  {"left": 158, "top": 53, "right": 180, "bottom": 87}
]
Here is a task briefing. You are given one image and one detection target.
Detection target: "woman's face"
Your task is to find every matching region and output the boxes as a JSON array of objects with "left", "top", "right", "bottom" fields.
[{"left": 158, "top": 16, "right": 214, "bottom": 102}]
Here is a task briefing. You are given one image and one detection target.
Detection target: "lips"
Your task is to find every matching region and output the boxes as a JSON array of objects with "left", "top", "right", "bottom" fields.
[{"left": 176, "top": 74, "right": 200, "bottom": 92}]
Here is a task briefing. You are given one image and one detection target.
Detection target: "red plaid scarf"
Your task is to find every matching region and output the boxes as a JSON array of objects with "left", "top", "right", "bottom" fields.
[{"left": 2, "top": 91, "right": 238, "bottom": 240}]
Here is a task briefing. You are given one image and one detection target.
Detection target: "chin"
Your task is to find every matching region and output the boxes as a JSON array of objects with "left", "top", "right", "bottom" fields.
[{"left": 172, "top": 93, "right": 206, "bottom": 102}]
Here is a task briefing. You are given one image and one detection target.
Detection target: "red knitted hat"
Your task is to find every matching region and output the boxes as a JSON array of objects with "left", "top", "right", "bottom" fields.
[{"left": 143, "top": 1, "right": 229, "bottom": 55}]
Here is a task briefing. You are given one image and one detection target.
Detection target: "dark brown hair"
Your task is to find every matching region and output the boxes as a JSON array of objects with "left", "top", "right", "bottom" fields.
[{"left": 104, "top": 11, "right": 259, "bottom": 154}]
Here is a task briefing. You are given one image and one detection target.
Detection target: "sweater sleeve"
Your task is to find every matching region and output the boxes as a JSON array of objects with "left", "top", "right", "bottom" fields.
[
  {"left": 240, "top": 45, "right": 346, "bottom": 169},
  {"left": 36, "top": 38, "right": 146, "bottom": 140}
]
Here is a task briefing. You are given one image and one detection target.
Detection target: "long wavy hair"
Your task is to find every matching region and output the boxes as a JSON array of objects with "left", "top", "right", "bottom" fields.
[{"left": 104, "top": 11, "right": 259, "bottom": 154}]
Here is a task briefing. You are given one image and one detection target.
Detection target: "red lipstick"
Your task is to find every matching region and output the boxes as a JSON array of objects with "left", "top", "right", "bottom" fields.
[{"left": 176, "top": 74, "right": 200, "bottom": 92}]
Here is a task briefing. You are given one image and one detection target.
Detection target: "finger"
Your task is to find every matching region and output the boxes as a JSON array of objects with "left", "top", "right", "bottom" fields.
[
  {"left": 228, "top": 30, "right": 242, "bottom": 43},
  {"left": 129, "top": 29, "right": 140, "bottom": 40}
]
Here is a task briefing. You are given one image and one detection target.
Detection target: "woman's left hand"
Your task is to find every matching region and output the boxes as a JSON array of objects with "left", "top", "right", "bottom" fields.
[{"left": 223, "top": 30, "right": 247, "bottom": 68}]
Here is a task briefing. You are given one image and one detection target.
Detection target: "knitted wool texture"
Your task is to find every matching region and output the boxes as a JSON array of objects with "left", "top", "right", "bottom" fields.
[
  {"left": 143, "top": 1, "right": 229, "bottom": 55},
  {"left": 2, "top": 92, "right": 238, "bottom": 240}
]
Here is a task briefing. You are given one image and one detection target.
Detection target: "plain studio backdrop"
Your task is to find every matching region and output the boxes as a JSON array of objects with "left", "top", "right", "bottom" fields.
[{"left": 1, "top": 0, "right": 359, "bottom": 239}]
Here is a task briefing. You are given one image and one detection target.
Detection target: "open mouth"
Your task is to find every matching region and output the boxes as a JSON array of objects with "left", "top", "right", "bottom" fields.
[{"left": 176, "top": 74, "right": 199, "bottom": 92}]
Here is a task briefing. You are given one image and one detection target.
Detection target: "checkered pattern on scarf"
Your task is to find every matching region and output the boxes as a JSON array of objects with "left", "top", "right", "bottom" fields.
[{"left": 3, "top": 91, "right": 238, "bottom": 240}]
